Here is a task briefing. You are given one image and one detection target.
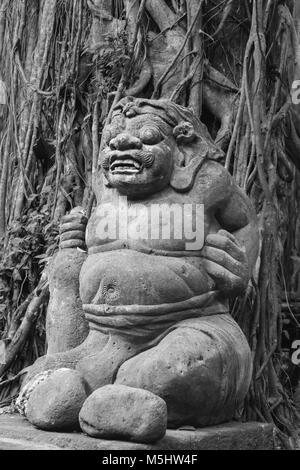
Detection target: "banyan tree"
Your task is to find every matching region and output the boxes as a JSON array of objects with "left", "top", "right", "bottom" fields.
[{"left": 0, "top": 0, "right": 300, "bottom": 447}]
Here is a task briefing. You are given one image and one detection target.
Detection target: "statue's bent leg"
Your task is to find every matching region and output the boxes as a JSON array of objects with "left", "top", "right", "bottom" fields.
[
  {"left": 21, "top": 333, "right": 144, "bottom": 431},
  {"left": 115, "top": 313, "right": 252, "bottom": 427},
  {"left": 22, "top": 329, "right": 108, "bottom": 386},
  {"left": 75, "top": 333, "right": 145, "bottom": 393}
]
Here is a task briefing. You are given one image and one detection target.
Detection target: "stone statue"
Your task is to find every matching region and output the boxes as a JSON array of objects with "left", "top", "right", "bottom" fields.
[{"left": 18, "top": 97, "right": 259, "bottom": 443}]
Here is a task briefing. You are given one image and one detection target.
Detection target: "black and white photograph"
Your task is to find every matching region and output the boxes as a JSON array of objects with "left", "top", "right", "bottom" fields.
[{"left": 0, "top": 0, "right": 299, "bottom": 456}]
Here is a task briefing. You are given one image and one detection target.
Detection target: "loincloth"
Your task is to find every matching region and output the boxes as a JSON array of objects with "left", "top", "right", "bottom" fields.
[{"left": 83, "top": 290, "right": 229, "bottom": 341}]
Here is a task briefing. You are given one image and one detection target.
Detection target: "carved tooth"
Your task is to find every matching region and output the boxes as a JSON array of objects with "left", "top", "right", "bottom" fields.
[
  {"left": 111, "top": 158, "right": 141, "bottom": 171},
  {"left": 112, "top": 168, "right": 139, "bottom": 174}
]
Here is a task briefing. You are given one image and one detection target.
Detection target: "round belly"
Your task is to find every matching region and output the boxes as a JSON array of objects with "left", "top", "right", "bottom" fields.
[{"left": 79, "top": 250, "right": 214, "bottom": 306}]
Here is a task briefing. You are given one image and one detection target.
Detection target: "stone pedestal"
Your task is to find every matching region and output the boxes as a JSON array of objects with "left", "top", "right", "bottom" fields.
[{"left": 0, "top": 414, "right": 275, "bottom": 450}]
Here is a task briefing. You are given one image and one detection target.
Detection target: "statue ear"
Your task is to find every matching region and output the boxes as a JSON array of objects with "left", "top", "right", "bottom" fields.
[
  {"left": 173, "top": 121, "right": 197, "bottom": 144},
  {"left": 170, "top": 140, "right": 210, "bottom": 192},
  {"left": 170, "top": 158, "right": 205, "bottom": 193}
]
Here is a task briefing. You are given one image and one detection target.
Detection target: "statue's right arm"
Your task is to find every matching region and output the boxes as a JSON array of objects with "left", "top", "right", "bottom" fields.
[{"left": 45, "top": 206, "right": 90, "bottom": 355}]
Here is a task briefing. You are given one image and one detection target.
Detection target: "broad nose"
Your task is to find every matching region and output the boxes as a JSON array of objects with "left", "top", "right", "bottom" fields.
[{"left": 109, "top": 133, "right": 142, "bottom": 151}]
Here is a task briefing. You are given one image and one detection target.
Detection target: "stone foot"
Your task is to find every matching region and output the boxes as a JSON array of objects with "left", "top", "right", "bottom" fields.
[
  {"left": 19, "top": 368, "right": 87, "bottom": 431},
  {"left": 22, "top": 329, "right": 108, "bottom": 387},
  {"left": 79, "top": 384, "right": 167, "bottom": 443}
]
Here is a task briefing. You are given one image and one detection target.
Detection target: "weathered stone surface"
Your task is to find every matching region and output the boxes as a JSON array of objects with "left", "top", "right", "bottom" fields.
[
  {"left": 0, "top": 415, "right": 276, "bottom": 450},
  {"left": 47, "top": 247, "right": 88, "bottom": 354},
  {"left": 16, "top": 370, "right": 54, "bottom": 416},
  {"left": 79, "top": 385, "right": 167, "bottom": 443},
  {"left": 20, "top": 97, "right": 260, "bottom": 436},
  {"left": 26, "top": 368, "right": 87, "bottom": 431},
  {"left": 116, "top": 315, "right": 252, "bottom": 428}
]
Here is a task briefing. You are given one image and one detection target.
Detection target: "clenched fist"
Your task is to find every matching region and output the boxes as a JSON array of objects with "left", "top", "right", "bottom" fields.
[{"left": 60, "top": 207, "right": 88, "bottom": 250}]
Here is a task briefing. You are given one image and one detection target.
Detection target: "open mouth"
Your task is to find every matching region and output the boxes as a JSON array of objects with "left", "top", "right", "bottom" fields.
[{"left": 110, "top": 156, "right": 142, "bottom": 174}]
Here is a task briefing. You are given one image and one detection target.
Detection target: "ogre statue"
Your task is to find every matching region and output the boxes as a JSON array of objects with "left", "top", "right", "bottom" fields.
[{"left": 18, "top": 97, "right": 259, "bottom": 443}]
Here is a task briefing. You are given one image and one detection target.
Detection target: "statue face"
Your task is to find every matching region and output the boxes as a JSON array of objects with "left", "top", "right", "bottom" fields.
[{"left": 100, "top": 113, "right": 175, "bottom": 197}]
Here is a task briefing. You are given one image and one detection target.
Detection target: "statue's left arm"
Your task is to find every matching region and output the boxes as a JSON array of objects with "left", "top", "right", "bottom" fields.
[{"left": 201, "top": 178, "right": 259, "bottom": 297}]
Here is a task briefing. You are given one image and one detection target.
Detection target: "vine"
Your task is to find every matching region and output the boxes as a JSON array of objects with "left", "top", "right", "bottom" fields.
[{"left": 0, "top": 0, "right": 299, "bottom": 448}]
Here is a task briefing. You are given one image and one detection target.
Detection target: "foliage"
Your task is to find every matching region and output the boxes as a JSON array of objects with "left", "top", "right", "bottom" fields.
[{"left": 0, "top": 0, "right": 299, "bottom": 447}]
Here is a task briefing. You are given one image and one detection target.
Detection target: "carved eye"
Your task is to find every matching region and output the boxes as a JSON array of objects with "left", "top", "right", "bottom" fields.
[{"left": 140, "top": 127, "right": 163, "bottom": 145}]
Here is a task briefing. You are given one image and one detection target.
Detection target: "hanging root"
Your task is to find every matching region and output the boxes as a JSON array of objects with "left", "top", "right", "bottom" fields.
[{"left": 0, "top": 1, "right": 298, "bottom": 446}]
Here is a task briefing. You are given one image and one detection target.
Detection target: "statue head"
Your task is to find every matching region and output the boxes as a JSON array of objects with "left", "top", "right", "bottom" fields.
[{"left": 99, "top": 97, "right": 223, "bottom": 197}]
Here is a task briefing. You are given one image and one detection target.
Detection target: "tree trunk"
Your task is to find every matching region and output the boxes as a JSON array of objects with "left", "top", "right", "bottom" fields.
[{"left": 0, "top": 0, "right": 299, "bottom": 447}]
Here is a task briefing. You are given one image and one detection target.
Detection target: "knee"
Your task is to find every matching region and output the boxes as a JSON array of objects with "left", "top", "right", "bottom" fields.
[
  {"left": 116, "top": 328, "right": 223, "bottom": 419},
  {"left": 116, "top": 323, "right": 252, "bottom": 427}
]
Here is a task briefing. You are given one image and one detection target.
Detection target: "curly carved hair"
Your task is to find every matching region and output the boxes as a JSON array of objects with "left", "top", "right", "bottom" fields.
[{"left": 111, "top": 96, "right": 224, "bottom": 162}]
